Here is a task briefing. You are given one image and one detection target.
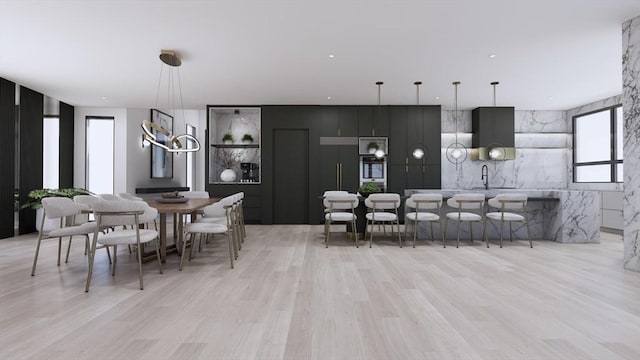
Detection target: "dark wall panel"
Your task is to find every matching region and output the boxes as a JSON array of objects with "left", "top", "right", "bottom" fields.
[
  {"left": 0, "top": 78, "right": 16, "bottom": 239},
  {"left": 18, "top": 86, "right": 43, "bottom": 234},
  {"left": 59, "top": 102, "right": 74, "bottom": 188}
]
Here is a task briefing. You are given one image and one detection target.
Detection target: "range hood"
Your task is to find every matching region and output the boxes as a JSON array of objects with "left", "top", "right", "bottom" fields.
[{"left": 471, "top": 106, "right": 515, "bottom": 160}]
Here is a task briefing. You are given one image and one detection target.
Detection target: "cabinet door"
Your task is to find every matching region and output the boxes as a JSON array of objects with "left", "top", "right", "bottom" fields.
[
  {"left": 320, "top": 107, "right": 340, "bottom": 137},
  {"left": 386, "top": 163, "right": 406, "bottom": 194},
  {"left": 358, "top": 106, "right": 374, "bottom": 136},
  {"left": 338, "top": 107, "right": 358, "bottom": 137},
  {"left": 374, "top": 106, "right": 390, "bottom": 136},
  {"left": 388, "top": 107, "right": 407, "bottom": 165},
  {"left": 320, "top": 145, "right": 340, "bottom": 191},
  {"left": 339, "top": 145, "right": 359, "bottom": 193}
]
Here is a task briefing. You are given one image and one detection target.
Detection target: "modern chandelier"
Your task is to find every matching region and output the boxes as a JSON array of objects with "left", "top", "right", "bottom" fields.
[{"left": 141, "top": 50, "right": 200, "bottom": 153}]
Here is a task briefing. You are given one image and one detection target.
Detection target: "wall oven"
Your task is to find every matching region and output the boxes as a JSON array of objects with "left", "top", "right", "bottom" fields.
[{"left": 360, "top": 156, "right": 387, "bottom": 191}]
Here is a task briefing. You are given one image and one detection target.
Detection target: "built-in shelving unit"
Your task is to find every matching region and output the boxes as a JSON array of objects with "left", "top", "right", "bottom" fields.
[{"left": 208, "top": 107, "right": 261, "bottom": 184}]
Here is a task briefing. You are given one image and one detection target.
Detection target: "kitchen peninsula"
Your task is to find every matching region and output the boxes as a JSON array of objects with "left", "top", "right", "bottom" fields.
[{"left": 406, "top": 189, "right": 600, "bottom": 243}]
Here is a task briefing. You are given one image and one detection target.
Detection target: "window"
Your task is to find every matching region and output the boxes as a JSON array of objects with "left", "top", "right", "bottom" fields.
[
  {"left": 573, "top": 106, "right": 623, "bottom": 182},
  {"left": 85, "top": 117, "right": 114, "bottom": 194},
  {"left": 43, "top": 116, "right": 59, "bottom": 189}
]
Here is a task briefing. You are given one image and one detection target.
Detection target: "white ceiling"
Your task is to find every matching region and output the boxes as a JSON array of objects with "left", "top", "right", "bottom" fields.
[{"left": 1, "top": 0, "right": 639, "bottom": 111}]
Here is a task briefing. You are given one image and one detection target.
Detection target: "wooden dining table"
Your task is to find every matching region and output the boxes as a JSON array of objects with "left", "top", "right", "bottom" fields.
[{"left": 145, "top": 197, "right": 220, "bottom": 262}]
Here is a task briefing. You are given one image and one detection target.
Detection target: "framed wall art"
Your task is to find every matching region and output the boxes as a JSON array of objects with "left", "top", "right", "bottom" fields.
[{"left": 150, "top": 109, "right": 173, "bottom": 178}]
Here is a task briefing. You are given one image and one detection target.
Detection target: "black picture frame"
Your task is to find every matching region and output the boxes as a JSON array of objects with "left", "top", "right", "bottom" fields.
[{"left": 150, "top": 109, "right": 173, "bottom": 178}]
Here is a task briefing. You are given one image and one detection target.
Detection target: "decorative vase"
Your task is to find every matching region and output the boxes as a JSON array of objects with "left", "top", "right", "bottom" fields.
[
  {"left": 368, "top": 148, "right": 377, "bottom": 154},
  {"left": 242, "top": 139, "right": 253, "bottom": 144},
  {"left": 220, "top": 168, "right": 236, "bottom": 182},
  {"left": 223, "top": 140, "right": 233, "bottom": 145}
]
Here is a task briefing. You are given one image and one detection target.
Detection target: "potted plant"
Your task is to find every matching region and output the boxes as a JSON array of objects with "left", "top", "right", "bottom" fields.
[
  {"left": 358, "top": 182, "right": 381, "bottom": 197},
  {"left": 241, "top": 133, "right": 254, "bottom": 144},
  {"left": 222, "top": 133, "right": 234, "bottom": 145},
  {"left": 367, "top": 141, "right": 379, "bottom": 154},
  {"left": 216, "top": 148, "right": 243, "bottom": 182},
  {"left": 21, "top": 188, "right": 94, "bottom": 231}
]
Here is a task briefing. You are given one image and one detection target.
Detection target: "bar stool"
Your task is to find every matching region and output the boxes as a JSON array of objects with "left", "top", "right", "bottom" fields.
[
  {"left": 484, "top": 194, "right": 532, "bottom": 248},
  {"left": 365, "top": 193, "right": 402, "bottom": 248},
  {"left": 404, "top": 193, "right": 444, "bottom": 248},
  {"left": 444, "top": 193, "right": 485, "bottom": 248},
  {"left": 323, "top": 193, "right": 359, "bottom": 247}
]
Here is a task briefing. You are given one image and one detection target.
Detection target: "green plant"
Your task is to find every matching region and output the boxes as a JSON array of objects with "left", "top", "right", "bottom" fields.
[
  {"left": 367, "top": 142, "right": 379, "bottom": 150},
  {"left": 222, "top": 133, "right": 234, "bottom": 142},
  {"left": 20, "top": 188, "right": 94, "bottom": 210},
  {"left": 358, "top": 182, "right": 381, "bottom": 196},
  {"left": 241, "top": 133, "right": 254, "bottom": 142}
]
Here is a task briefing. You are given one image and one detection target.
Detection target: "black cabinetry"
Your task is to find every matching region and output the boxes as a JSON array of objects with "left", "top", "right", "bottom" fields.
[{"left": 358, "top": 106, "right": 389, "bottom": 136}]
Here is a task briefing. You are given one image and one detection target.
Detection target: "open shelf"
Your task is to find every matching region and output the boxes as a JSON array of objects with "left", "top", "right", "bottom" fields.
[{"left": 211, "top": 144, "right": 260, "bottom": 149}]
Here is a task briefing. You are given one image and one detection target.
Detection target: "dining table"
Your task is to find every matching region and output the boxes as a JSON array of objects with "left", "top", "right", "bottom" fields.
[{"left": 145, "top": 197, "right": 220, "bottom": 262}]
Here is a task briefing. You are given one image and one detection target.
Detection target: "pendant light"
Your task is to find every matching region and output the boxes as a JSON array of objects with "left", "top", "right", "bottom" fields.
[
  {"left": 141, "top": 50, "right": 200, "bottom": 153},
  {"left": 411, "top": 81, "right": 426, "bottom": 160},
  {"left": 486, "top": 81, "right": 506, "bottom": 163},
  {"left": 446, "top": 81, "right": 467, "bottom": 168},
  {"left": 374, "top": 81, "right": 385, "bottom": 159}
]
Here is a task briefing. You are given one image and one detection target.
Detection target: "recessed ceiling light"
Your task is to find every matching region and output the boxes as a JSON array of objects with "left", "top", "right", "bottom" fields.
[
  {"left": 488, "top": 54, "right": 496, "bottom": 59},
  {"left": 100, "top": 96, "right": 107, "bottom": 100},
  {"left": 434, "top": 96, "right": 440, "bottom": 100},
  {"left": 327, "top": 96, "right": 332, "bottom": 100},
  {"left": 328, "top": 54, "right": 336, "bottom": 59},
  {"left": 548, "top": 96, "right": 554, "bottom": 100}
]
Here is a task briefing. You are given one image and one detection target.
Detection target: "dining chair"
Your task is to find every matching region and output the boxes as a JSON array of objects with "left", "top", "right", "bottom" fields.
[
  {"left": 85, "top": 200, "right": 162, "bottom": 292},
  {"left": 484, "top": 193, "right": 532, "bottom": 248},
  {"left": 180, "top": 202, "right": 239, "bottom": 270},
  {"left": 31, "top": 197, "right": 97, "bottom": 276},
  {"left": 405, "top": 193, "right": 444, "bottom": 248},
  {"left": 444, "top": 193, "right": 486, "bottom": 248},
  {"left": 323, "top": 193, "right": 359, "bottom": 248},
  {"left": 365, "top": 193, "right": 402, "bottom": 248}
]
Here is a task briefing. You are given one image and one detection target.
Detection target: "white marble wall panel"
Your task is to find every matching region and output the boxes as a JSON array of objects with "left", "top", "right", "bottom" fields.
[
  {"left": 515, "top": 110, "right": 568, "bottom": 133},
  {"left": 441, "top": 110, "right": 569, "bottom": 190},
  {"left": 623, "top": 16, "right": 640, "bottom": 272},
  {"left": 566, "top": 95, "right": 623, "bottom": 120},
  {"left": 515, "top": 133, "right": 569, "bottom": 148}
]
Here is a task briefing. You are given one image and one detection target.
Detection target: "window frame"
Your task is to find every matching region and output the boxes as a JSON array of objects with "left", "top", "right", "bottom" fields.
[{"left": 572, "top": 105, "right": 623, "bottom": 183}]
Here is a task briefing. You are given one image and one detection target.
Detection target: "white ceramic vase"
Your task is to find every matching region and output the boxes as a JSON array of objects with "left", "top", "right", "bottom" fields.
[{"left": 220, "top": 168, "right": 236, "bottom": 182}]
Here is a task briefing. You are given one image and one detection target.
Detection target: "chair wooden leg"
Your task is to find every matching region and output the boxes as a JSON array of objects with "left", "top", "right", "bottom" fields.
[
  {"left": 483, "top": 218, "right": 490, "bottom": 248},
  {"left": 84, "top": 233, "right": 99, "bottom": 292},
  {"left": 227, "top": 232, "right": 235, "bottom": 269},
  {"left": 526, "top": 219, "right": 533, "bottom": 248},
  {"left": 65, "top": 236, "right": 73, "bottom": 263},
  {"left": 469, "top": 222, "right": 473, "bottom": 243},
  {"left": 155, "top": 237, "right": 163, "bottom": 274},
  {"left": 440, "top": 221, "right": 445, "bottom": 248},
  {"left": 325, "top": 219, "right": 330, "bottom": 248},
  {"left": 369, "top": 219, "right": 375, "bottom": 248},
  {"left": 353, "top": 220, "right": 359, "bottom": 248},
  {"left": 509, "top": 222, "right": 513, "bottom": 242},
  {"left": 136, "top": 240, "right": 144, "bottom": 290},
  {"left": 179, "top": 232, "right": 191, "bottom": 271},
  {"left": 499, "top": 220, "right": 504, "bottom": 248},
  {"left": 456, "top": 220, "right": 460, "bottom": 248},
  {"left": 31, "top": 233, "right": 44, "bottom": 276},
  {"left": 112, "top": 245, "right": 118, "bottom": 276},
  {"left": 397, "top": 220, "right": 402, "bottom": 248},
  {"left": 57, "top": 237, "right": 62, "bottom": 266},
  {"left": 413, "top": 219, "right": 417, "bottom": 248},
  {"left": 443, "top": 218, "right": 449, "bottom": 248}
]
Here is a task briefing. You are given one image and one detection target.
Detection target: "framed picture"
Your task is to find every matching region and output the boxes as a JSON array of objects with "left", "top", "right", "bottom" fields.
[{"left": 150, "top": 109, "right": 173, "bottom": 178}]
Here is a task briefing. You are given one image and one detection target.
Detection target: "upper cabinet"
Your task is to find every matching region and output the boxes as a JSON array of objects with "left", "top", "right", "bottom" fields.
[
  {"left": 208, "top": 107, "right": 261, "bottom": 184},
  {"left": 472, "top": 106, "right": 515, "bottom": 160},
  {"left": 358, "top": 106, "right": 389, "bottom": 136},
  {"left": 320, "top": 106, "right": 358, "bottom": 137}
]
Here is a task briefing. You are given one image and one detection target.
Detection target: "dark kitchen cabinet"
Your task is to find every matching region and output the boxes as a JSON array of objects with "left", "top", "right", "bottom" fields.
[
  {"left": 319, "top": 144, "right": 359, "bottom": 193},
  {"left": 321, "top": 106, "right": 358, "bottom": 137},
  {"left": 358, "top": 105, "right": 389, "bottom": 136}
]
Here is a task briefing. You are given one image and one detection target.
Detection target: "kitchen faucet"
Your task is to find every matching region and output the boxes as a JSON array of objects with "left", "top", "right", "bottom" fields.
[{"left": 481, "top": 164, "right": 489, "bottom": 190}]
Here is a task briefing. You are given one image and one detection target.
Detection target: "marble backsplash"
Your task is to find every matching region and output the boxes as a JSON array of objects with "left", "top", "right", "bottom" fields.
[{"left": 441, "top": 110, "right": 569, "bottom": 189}]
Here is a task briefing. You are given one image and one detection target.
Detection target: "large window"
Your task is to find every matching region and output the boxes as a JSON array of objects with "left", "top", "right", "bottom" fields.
[
  {"left": 85, "top": 117, "right": 114, "bottom": 194},
  {"left": 43, "top": 116, "right": 59, "bottom": 189},
  {"left": 573, "top": 106, "right": 623, "bottom": 182}
]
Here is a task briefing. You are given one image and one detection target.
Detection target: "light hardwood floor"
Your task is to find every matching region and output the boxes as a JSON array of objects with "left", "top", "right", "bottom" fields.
[{"left": 1, "top": 226, "right": 639, "bottom": 360}]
